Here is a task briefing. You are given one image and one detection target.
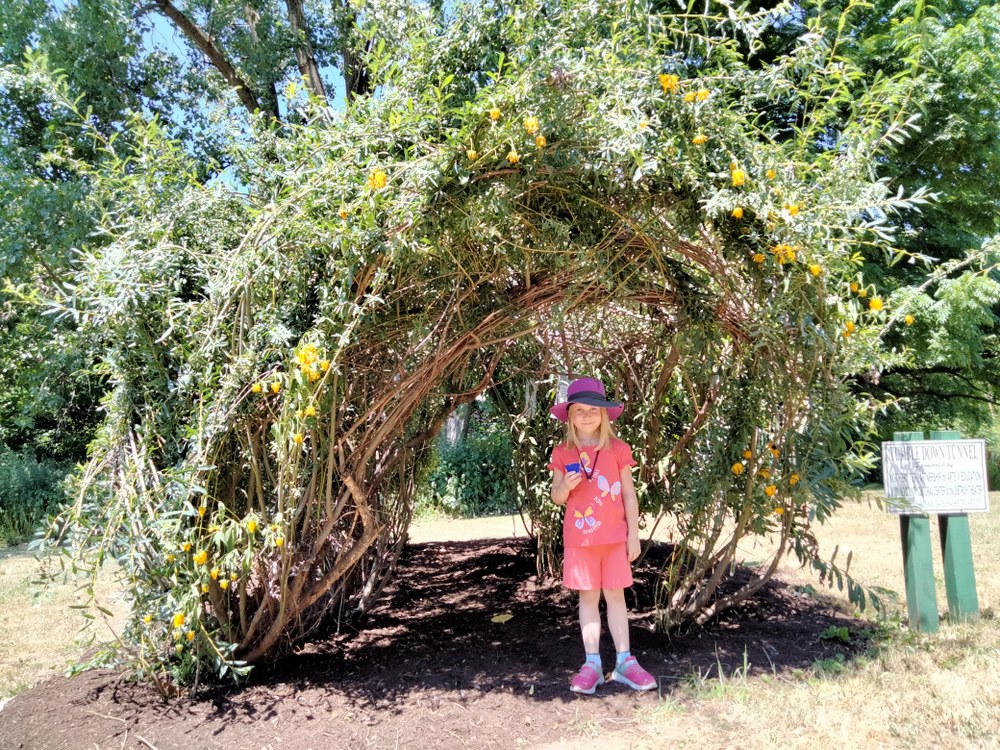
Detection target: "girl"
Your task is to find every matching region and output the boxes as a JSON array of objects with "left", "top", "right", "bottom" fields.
[{"left": 548, "top": 377, "right": 656, "bottom": 695}]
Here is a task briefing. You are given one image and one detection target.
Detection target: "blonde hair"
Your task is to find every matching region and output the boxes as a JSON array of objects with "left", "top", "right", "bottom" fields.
[{"left": 564, "top": 404, "right": 615, "bottom": 451}]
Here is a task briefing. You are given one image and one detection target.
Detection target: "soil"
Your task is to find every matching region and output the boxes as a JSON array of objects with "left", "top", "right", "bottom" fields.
[{"left": 0, "top": 530, "right": 868, "bottom": 750}]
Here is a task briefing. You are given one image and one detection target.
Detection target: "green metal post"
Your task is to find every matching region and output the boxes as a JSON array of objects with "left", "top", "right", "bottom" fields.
[
  {"left": 929, "top": 430, "right": 980, "bottom": 623},
  {"left": 894, "top": 431, "right": 939, "bottom": 633}
]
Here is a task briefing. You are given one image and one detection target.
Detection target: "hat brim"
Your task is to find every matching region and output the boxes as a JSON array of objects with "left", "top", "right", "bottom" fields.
[{"left": 550, "top": 397, "right": 623, "bottom": 422}]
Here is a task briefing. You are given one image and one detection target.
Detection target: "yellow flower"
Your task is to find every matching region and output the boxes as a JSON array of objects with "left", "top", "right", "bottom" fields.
[
  {"left": 339, "top": 209, "right": 349, "bottom": 220},
  {"left": 293, "top": 433, "right": 305, "bottom": 445},
  {"left": 250, "top": 383, "right": 262, "bottom": 393},
  {"left": 904, "top": 314, "right": 915, "bottom": 326},
  {"left": 319, "top": 359, "right": 330, "bottom": 372},
  {"left": 766, "top": 168, "right": 777, "bottom": 180},
  {"left": 488, "top": 107, "right": 501, "bottom": 121},
  {"left": 143, "top": 614, "right": 153, "bottom": 624},
  {"left": 182, "top": 542, "right": 192, "bottom": 552},
  {"left": 367, "top": 168, "right": 387, "bottom": 190},
  {"left": 201, "top": 584, "right": 209, "bottom": 593},
  {"left": 193, "top": 550, "right": 208, "bottom": 565},
  {"left": 275, "top": 537, "right": 285, "bottom": 548},
  {"left": 789, "top": 473, "right": 800, "bottom": 486},
  {"left": 752, "top": 253, "right": 766, "bottom": 264},
  {"left": 230, "top": 572, "right": 238, "bottom": 581},
  {"left": 692, "top": 133, "right": 709, "bottom": 145},
  {"left": 759, "top": 468, "right": 772, "bottom": 480},
  {"left": 467, "top": 149, "right": 478, "bottom": 161},
  {"left": 742, "top": 449, "right": 753, "bottom": 460},
  {"left": 219, "top": 579, "right": 230, "bottom": 591},
  {"left": 247, "top": 518, "right": 258, "bottom": 534},
  {"left": 858, "top": 288, "right": 868, "bottom": 298},
  {"left": 869, "top": 297, "right": 884, "bottom": 312},
  {"left": 295, "top": 408, "right": 304, "bottom": 419},
  {"left": 296, "top": 343, "right": 318, "bottom": 366},
  {"left": 683, "top": 91, "right": 696, "bottom": 103},
  {"left": 731, "top": 169, "right": 746, "bottom": 187},
  {"left": 166, "top": 554, "right": 175, "bottom": 562},
  {"left": 785, "top": 203, "right": 800, "bottom": 217},
  {"left": 774, "top": 506, "right": 785, "bottom": 515},
  {"left": 523, "top": 116, "right": 539, "bottom": 134},
  {"left": 198, "top": 505, "right": 207, "bottom": 518},
  {"left": 731, "top": 462, "right": 744, "bottom": 475},
  {"left": 658, "top": 73, "right": 679, "bottom": 93},
  {"left": 843, "top": 321, "right": 856, "bottom": 337},
  {"left": 270, "top": 381, "right": 281, "bottom": 394},
  {"left": 764, "top": 484, "right": 777, "bottom": 497},
  {"left": 731, "top": 206, "right": 743, "bottom": 219},
  {"left": 638, "top": 120, "right": 649, "bottom": 131},
  {"left": 696, "top": 88, "right": 711, "bottom": 100},
  {"left": 186, "top": 630, "right": 195, "bottom": 642},
  {"left": 304, "top": 405, "right": 317, "bottom": 417},
  {"left": 850, "top": 282, "right": 860, "bottom": 293},
  {"left": 172, "top": 612, "right": 186, "bottom": 628},
  {"left": 809, "top": 264, "right": 822, "bottom": 277},
  {"left": 507, "top": 150, "right": 520, "bottom": 164},
  {"left": 535, "top": 135, "right": 547, "bottom": 148},
  {"left": 210, "top": 568, "right": 220, "bottom": 581}
]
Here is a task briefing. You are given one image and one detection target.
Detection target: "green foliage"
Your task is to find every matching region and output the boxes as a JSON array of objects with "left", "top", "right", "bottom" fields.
[
  {"left": 416, "top": 411, "right": 517, "bottom": 519},
  {"left": 0, "top": 449, "right": 67, "bottom": 545},
  {"left": 820, "top": 625, "right": 851, "bottom": 644},
  {"left": 33, "top": 0, "right": 987, "bottom": 689}
]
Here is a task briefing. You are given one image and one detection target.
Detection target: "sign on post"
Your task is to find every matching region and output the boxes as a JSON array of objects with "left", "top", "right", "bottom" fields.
[
  {"left": 883, "top": 435, "right": 986, "bottom": 627},
  {"left": 882, "top": 439, "right": 990, "bottom": 515}
]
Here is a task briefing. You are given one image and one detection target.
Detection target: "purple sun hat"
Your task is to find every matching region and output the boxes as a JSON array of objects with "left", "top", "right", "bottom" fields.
[{"left": 550, "top": 377, "right": 624, "bottom": 422}]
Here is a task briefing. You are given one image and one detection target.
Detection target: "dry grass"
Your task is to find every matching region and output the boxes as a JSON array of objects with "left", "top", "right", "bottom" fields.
[
  {"left": 0, "top": 548, "right": 124, "bottom": 700},
  {"left": 621, "top": 490, "right": 1000, "bottom": 750}
]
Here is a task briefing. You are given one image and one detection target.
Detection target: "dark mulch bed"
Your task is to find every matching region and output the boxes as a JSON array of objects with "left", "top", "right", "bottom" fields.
[{"left": 0, "top": 538, "right": 868, "bottom": 750}]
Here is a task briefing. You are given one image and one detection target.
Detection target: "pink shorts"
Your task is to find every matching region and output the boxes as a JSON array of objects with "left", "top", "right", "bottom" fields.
[{"left": 563, "top": 542, "right": 633, "bottom": 590}]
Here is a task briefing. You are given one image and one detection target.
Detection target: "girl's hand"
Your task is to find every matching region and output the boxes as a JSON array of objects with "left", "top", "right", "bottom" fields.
[
  {"left": 563, "top": 470, "right": 583, "bottom": 492},
  {"left": 627, "top": 532, "right": 641, "bottom": 562}
]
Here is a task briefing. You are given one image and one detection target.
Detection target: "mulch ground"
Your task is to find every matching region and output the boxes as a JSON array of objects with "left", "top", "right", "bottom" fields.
[{"left": 0, "top": 538, "right": 868, "bottom": 750}]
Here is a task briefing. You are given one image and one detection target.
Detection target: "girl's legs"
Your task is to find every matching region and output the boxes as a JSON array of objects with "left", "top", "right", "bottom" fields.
[
  {"left": 602, "top": 587, "right": 629, "bottom": 654},
  {"left": 578, "top": 588, "right": 602, "bottom": 654},
  {"left": 570, "top": 588, "right": 606, "bottom": 694}
]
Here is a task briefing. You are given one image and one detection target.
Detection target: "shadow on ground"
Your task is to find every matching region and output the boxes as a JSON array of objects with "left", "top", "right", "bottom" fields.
[{"left": 0, "top": 538, "right": 872, "bottom": 750}]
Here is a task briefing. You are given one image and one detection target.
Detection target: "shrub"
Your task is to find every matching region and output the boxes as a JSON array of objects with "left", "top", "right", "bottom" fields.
[
  {"left": 419, "top": 418, "right": 517, "bottom": 518},
  {"left": 0, "top": 449, "right": 68, "bottom": 545}
]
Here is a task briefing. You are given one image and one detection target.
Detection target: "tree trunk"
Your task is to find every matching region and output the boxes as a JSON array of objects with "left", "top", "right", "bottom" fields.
[
  {"left": 151, "top": 0, "right": 277, "bottom": 119},
  {"left": 284, "top": 0, "right": 327, "bottom": 100}
]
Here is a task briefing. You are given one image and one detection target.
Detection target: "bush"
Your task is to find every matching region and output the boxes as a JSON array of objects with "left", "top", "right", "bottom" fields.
[
  {"left": 0, "top": 449, "right": 68, "bottom": 545},
  {"left": 417, "top": 421, "right": 516, "bottom": 518}
]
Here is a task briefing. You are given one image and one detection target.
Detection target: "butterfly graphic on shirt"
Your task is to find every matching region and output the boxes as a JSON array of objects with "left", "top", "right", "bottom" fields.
[
  {"left": 574, "top": 506, "right": 596, "bottom": 529},
  {"left": 579, "top": 451, "right": 592, "bottom": 472},
  {"left": 597, "top": 474, "right": 622, "bottom": 502}
]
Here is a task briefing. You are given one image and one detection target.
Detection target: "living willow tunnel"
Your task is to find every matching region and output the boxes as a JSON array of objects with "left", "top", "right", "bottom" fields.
[{"left": 51, "top": 1, "right": 915, "bottom": 687}]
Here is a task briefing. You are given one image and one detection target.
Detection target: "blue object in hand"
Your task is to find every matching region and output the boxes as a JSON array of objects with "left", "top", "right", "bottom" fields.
[{"left": 564, "top": 462, "right": 581, "bottom": 474}]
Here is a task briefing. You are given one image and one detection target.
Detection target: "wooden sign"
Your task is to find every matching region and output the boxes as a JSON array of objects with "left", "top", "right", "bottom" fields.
[{"left": 882, "top": 439, "right": 990, "bottom": 514}]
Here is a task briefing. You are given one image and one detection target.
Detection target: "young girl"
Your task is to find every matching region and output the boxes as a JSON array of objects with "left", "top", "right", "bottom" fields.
[{"left": 548, "top": 377, "right": 656, "bottom": 695}]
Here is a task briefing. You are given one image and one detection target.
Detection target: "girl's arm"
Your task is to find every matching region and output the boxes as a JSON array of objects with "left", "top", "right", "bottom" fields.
[
  {"left": 619, "top": 466, "right": 641, "bottom": 562},
  {"left": 551, "top": 469, "right": 582, "bottom": 506}
]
